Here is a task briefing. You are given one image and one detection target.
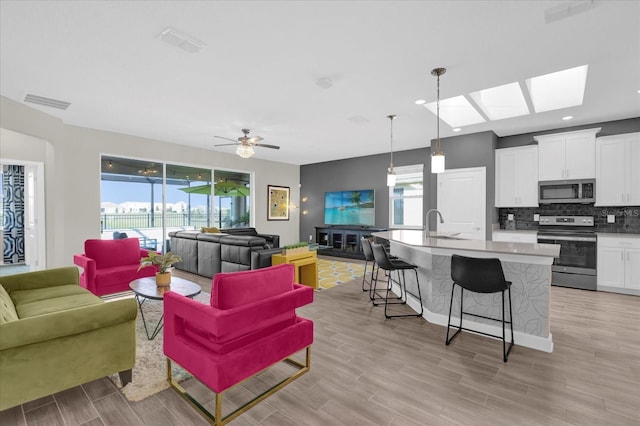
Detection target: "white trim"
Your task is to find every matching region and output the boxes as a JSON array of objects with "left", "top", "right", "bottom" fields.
[{"left": 0, "top": 159, "right": 46, "bottom": 270}]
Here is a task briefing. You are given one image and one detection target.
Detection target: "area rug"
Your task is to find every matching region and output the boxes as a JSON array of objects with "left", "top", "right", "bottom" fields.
[
  {"left": 109, "top": 291, "right": 210, "bottom": 402},
  {"left": 317, "top": 258, "right": 365, "bottom": 290}
]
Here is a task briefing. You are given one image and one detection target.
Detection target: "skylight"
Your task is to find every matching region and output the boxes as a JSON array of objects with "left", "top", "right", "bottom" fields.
[
  {"left": 469, "top": 82, "right": 530, "bottom": 121},
  {"left": 526, "top": 65, "right": 588, "bottom": 113},
  {"left": 424, "top": 96, "right": 486, "bottom": 128}
]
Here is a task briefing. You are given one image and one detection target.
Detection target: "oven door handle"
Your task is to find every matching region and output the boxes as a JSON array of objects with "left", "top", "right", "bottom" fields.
[{"left": 538, "top": 235, "right": 597, "bottom": 242}]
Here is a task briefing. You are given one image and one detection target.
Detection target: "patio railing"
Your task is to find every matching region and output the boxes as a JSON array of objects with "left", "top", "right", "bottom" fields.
[{"left": 100, "top": 212, "right": 246, "bottom": 230}]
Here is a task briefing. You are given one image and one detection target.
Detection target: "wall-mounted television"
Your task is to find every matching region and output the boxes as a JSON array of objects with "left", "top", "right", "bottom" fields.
[{"left": 324, "top": 189, "right": 375, "bottom": 226}]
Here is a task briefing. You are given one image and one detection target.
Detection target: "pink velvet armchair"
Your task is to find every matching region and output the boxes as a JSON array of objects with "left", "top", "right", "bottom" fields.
[
  {"left": 163, "top": 263, "right": 314, "bottom": 425},
  {"left": 73, "top": 238, "right": 157, "bottom": 296}
]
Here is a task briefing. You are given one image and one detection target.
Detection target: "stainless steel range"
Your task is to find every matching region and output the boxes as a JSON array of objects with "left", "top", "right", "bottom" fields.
[{"left": 537, "top": 215, "right": 597, "bottom": 290}]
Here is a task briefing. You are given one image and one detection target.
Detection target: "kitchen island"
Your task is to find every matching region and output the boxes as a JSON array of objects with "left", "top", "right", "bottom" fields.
[{"left": 371, "top": 230, "right": 560, "bottom": 352}]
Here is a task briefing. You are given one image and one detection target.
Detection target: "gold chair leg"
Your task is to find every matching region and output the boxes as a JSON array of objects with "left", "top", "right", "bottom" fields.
[{"left": 167, "top": 346, "right": 311, "bottom": 426}]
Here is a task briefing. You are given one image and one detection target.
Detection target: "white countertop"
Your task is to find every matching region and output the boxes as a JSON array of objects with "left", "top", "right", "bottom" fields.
[
  {"left": 493, "top": 229, "right": 538, "bottom": 235},
  {"left": 373, "top": 230, "right": 560, "bottom": 258},
  {"left": 596, "top": 232, "right": 640, "bottom": 239}
]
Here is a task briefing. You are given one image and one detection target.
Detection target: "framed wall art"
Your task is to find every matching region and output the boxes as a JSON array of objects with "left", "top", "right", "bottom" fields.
[{"left": 268, "top": 185, "right": 290, "bottom": 221}]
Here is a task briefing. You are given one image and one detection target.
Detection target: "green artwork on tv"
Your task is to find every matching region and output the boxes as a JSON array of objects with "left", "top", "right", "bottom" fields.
[{"left": 324, "top": 189, "right": 375, "bottom": 226}]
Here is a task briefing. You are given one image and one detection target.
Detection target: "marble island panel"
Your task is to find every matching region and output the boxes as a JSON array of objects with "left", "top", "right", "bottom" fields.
[{"left": 372, "top": 230, "right": 560, "bottom": 353}]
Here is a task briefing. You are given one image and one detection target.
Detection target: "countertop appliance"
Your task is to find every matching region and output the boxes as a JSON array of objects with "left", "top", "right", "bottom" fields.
[
  {"left": 537, "top": 215, "right": 597, "bottom": 290},
  {"left": 538, "top": 179, "right": 595, "bottom": 204}
]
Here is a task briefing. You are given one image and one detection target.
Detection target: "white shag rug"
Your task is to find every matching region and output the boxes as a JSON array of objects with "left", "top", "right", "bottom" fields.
[{"left": 110, "top": 291, "right": 210, "bottom": 401}]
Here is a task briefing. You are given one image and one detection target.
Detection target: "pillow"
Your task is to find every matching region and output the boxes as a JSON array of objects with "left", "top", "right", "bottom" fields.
[
  {"left": 201, "top": 227, "right": 221, "bottom": 233},
  {"left": 210, "top": 264, "right": 295, "bottom": 309},
  {"left": 0, "top": 283, "right": 19, "bottom": 323}
]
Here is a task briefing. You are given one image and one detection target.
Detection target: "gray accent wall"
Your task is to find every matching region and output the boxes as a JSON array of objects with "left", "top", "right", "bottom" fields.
[
  {"left": 300, "top": 130, "right": 499, "bottom": 241},
  {"left": 300, "top": 148, "right": 429, "bottom": 242},
  {"left": 428, "top": 131, "right": 498, "bottom": 239}
]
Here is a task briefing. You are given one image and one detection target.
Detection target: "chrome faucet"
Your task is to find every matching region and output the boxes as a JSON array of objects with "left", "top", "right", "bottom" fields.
[{"left": 425, "top": 209, "right": 444, "bottom": 237}]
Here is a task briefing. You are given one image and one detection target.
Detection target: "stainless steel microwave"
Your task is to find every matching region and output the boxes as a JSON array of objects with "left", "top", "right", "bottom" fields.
[{"left": 538, "top": 179, "right": 595, "bottom": 204}]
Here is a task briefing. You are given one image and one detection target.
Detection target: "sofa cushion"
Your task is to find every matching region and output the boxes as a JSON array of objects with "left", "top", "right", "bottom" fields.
[
  {"left": 211, "top": 264, "right": 295, "bottom": 309},
  {"left": 0, "top": 284, "right": 19, "bottom": 323},
  {"left": 11, "top": 285, "right": 102, "bottom": 319},
  {"left": 85, "top": 238, "right": 141, "bottom": 269}
]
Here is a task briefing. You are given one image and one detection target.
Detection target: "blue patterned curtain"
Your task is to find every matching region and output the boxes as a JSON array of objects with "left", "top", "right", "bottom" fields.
[{"left": 2, "top": 165, "right": 25, "bottom": 264}]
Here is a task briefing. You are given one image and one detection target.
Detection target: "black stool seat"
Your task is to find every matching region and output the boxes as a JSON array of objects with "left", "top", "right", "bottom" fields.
[
  {"left": 371, "top": 243, "right": 423, "bottom": 319},
  {"left": 446, "top": 254, "right": 514, "bottom": 362}
]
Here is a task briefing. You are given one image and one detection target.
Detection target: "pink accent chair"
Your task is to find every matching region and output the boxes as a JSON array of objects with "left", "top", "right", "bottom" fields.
[
  {"left": 163, "top": 264, "right": 314, "bottom": 425},
  {"left": 73, "top": 238, "right": 157, "bottom": 296}
]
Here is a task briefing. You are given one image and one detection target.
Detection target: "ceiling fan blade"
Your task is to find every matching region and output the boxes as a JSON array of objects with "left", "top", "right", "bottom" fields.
[
  {"left": 253, "top": 143, "right": 280, "bottom": 150},
  {"left": 214, "top": 135, "right": 237, "bottom": 143},
  {"left": 213, "top": 143, "right": 239, "bottom": 147}
]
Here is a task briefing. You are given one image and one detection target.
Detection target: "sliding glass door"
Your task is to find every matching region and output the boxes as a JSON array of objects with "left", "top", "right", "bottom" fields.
[{"left": 100, "top": 156, "right": 251, "bottom": 253}]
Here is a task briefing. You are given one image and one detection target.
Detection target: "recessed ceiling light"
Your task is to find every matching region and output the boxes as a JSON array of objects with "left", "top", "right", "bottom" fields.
[
  {"left": 469, "top": 82, "right": 530, "bottom": 121},
  {"left": 526, "top": 65, "right": 588, "bottom": 113},
  {"left": 562, "top": 115, "right": 573, "bottom": 121},
  {"left": 637, "top": 89, "right": 640, "bottom": 94},
  {"left": 415, "top": 99, "right": 426, "bottom": 105},
  {"left": 452, "top": 128, "right": 462, "bottom": 132},
  {"left": 425, "top": 95, "right": 486, "bottom": 128}
]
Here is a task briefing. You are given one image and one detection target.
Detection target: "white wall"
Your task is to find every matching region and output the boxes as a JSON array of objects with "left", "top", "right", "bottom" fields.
[{"left": 0, "top": 96, "right": 300, "bottom": 268}]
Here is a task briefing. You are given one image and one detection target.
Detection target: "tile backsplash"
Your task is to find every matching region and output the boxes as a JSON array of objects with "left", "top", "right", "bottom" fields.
[{"left": 498, "top": 205, "right": 640, "bottom": 233}]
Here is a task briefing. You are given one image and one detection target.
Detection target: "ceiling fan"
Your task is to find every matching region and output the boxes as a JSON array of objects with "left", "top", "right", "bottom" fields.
[{"left": 214, "top": 128, "right": 280, "bottom": 158}]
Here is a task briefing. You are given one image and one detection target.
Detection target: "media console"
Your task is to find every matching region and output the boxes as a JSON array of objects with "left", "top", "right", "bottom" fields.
[{"left": 315, "top": 226, "right": 387, "bottom": 259}]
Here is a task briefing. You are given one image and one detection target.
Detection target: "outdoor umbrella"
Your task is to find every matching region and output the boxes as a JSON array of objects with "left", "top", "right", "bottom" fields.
[
  {"left": 178, "top": 182, "right": 250, "bottom": 227},
  {"left": 178, "top": 181, "right": 250, "bottom": 197}
]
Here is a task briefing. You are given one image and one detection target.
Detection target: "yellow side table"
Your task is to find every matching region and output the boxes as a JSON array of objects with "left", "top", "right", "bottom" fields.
[{"left": 272, "top": 250, "right": 319, "bottom": 290}]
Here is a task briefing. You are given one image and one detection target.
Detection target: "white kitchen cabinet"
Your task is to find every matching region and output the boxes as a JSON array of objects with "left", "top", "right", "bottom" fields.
[
  {"left": 495, "top": 145, "right": 538, "bottom": 207},
  {"left": 492, "top": 230, "right": 538, "bottom": 243},
  {"left": 535, "top": 128, "right": 600, "bottom": 181},
  {"left": 595, "top": 132, "right": 640, "bottom": 206},
  {"left": 597, "top": 235, "right": 640, "bottom": 293}
]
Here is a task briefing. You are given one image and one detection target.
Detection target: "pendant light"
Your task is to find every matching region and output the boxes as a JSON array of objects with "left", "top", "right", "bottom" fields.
[
  {"left": 386, "top": 114, "right": 397, "bottom": 187},
  {"left": 431, "top": 67, "right": 446, "bottom": 174}
]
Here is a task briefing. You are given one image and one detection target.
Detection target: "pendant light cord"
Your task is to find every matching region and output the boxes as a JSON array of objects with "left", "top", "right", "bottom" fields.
[{"left": 388, "top": 114, "right": 396, "bottom": 171}]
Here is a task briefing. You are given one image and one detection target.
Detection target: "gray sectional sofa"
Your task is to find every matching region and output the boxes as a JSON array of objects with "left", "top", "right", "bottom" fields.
[{"left": 168, "top": 229, "right": 282, "bottom": 278}]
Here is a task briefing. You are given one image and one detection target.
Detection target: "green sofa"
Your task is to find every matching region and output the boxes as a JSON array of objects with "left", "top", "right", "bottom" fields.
[{"left": 0, "top": 267, "right": 137, "bottom": 410}]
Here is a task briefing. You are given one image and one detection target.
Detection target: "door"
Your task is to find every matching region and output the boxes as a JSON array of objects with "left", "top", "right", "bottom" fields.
[
  {"left": 495, "top": 148, "right": 517, "bottom": 207},
  {"left": 597, "top": 246, "right": 625, "bottom": 288},
  {"left": 515, "top": 146, "right": 538, "bottom": 206},
  {"left": 626, "top": 134, "right": 640, "bottom": 204},
  {"left": 565, "top": 133, "right": 595, "bottom": 179},
  {"left": 437, "top": 167, "right": 486, "bottom": 240},
  {"left": 538, "top": 136, "right": 565, "bottom": 181},
  {"left": 625, "top": 248, "right": 640, "bottom": 290},
  {"left": 595, "top": 137, "right": 626, "bottom": 206}
]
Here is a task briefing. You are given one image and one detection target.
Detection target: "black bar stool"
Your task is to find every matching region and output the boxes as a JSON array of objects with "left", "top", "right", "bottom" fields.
[
  {"left": 446, "top": 254, "right": 514, "bottom": 362},
  {"left": 360, "top": 237, "right": 378, "bottom": 293},
  {"left": 370, "top": 243, "right": 423, "bottom": 319}
]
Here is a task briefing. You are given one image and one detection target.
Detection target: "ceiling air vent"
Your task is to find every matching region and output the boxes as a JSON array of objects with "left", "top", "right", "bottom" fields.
[
  {"left": 157, "top": 27, "right": 205, "bottom": 53},
  {"left": 24, "top": 94, "right": 71, "bottom": 110}
]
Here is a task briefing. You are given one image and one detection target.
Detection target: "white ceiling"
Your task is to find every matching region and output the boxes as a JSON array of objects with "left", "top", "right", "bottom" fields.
[{"left": 1, "top": 1, "right": 639, "bottom": 165}]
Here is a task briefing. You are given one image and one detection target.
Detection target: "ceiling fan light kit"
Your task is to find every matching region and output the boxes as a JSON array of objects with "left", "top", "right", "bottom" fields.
[{"left": 214, "top": 128, "right": 280, "bottom": 159}]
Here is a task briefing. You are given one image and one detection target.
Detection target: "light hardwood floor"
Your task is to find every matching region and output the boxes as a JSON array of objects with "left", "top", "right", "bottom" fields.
[{"left": 1, "top": 267, "right": 639, "bottom": 425}]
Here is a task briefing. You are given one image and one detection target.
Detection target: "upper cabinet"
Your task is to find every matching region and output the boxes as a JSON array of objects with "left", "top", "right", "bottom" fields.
[
  {"left": 495, "top": 145, "right": 538, "bottom": 207},
  {"left": 534, "top": 128, "right": 600, "bottom": 181},
  {"left": 595, "top": 132, "right": 640, "bottom": 206}
]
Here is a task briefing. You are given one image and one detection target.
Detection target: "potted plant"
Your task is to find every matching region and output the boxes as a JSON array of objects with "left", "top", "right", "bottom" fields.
[
  {"left": 283, "top": 241, "right": 310, "bottom": 256},
  {"left": 138, "top": 251, "right": 182, "bottom": 287}
]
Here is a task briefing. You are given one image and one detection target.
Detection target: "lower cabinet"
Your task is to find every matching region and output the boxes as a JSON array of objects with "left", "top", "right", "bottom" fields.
[
  {"left": 597, "top": 235, "right": 640, "bottom": 293},
  {"left": 315, "top": 227, "right": 387, "bottom": 259}
]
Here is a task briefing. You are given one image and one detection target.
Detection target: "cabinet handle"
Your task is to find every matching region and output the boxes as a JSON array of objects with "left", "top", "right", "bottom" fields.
[{"left": 622, "top": 252, "right": 624, "bottom": 261}]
